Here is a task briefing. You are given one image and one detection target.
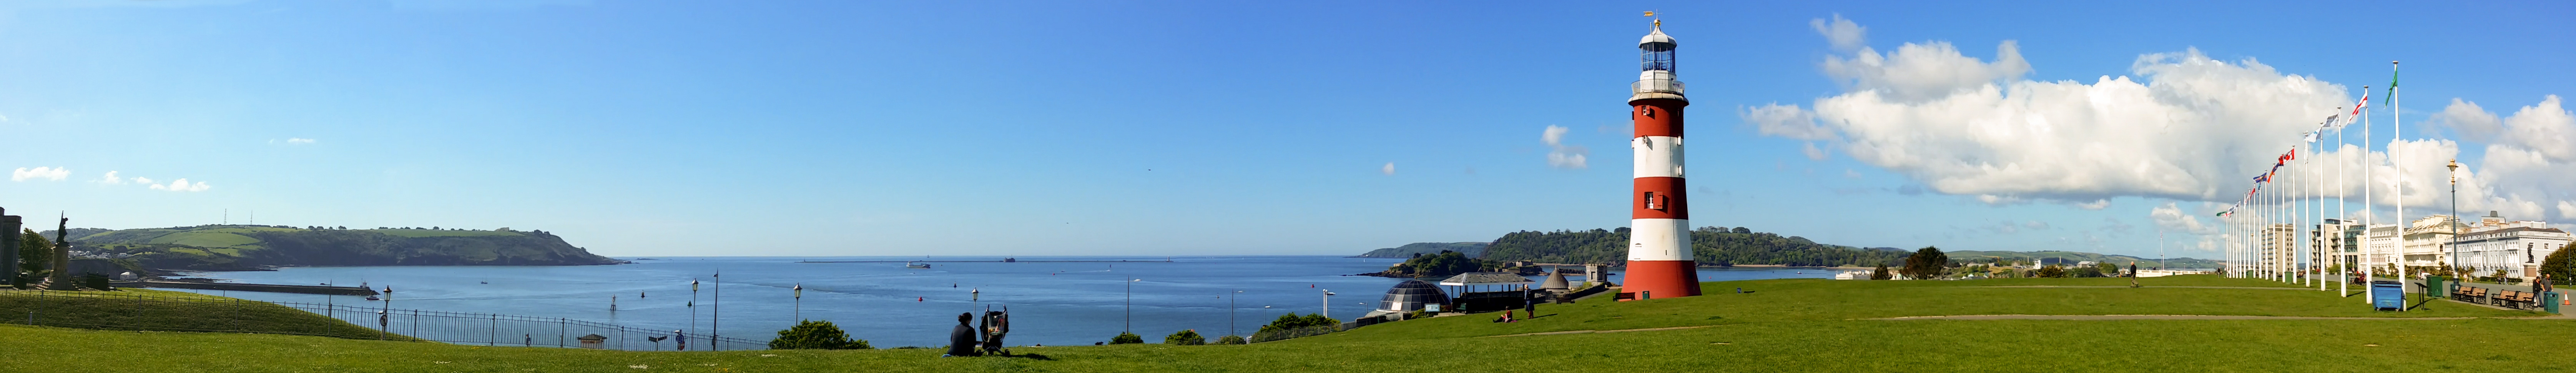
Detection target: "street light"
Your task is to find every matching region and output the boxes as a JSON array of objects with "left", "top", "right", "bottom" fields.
[{"left": 2448, "top": 159, "right": 2460, "bottom": 278}]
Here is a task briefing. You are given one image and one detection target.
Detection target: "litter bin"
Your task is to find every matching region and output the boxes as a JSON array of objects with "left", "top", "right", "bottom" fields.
[
  {"left": 2548, "top": 292, "right": 2562, "bottom": 314},
  {"left": 2371, "top": 280, "right": 2403, "bottom": 311},
  {"left": 2426, "top": 276, "right": 2447, "bottom": 298}
]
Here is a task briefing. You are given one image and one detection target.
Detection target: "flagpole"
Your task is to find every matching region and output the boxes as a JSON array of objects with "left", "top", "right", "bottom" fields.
[
  {"left": 2390, "top": 61, "right": 2406, "bottom": 309},
  {"left": 2338, "top": 112, "right": 2347, "bottom": 296}
]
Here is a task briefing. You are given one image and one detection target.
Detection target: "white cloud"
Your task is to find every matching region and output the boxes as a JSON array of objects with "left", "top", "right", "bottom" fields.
[
  {"left": 2149, "top": 201, "right": 2217, "bottom": 235},
  {"left": 1800, "top": 142, "right": 1828, "bottom": 160},
  {"left": 2074, "top": 199, "right": 2111, "bottom": 210},
  {"left": 132, "top": 177, "right": 154, "bottom": 185},
  {"left": 1820, "top": 40, "right": 2030, "bottom": 103},
  {"left": 1542, "top": 125, "right": 1588, "bottom": 169},
  {"left": 1808, "top": 13, "right": 1867, "bottom": 51},
  {"left": 2023, "top": 220, "right": 2050, "bottom": 230},
  {"left": 1381, "top": 163, "right": 1396, "bottom": 175},
  {"left": 286, "top": 138, "right": 317, "bottom": 144},
  {"left": 1753, "top": 18, "right": 2353, "bottom": 207},
  {"left": 147, "top": 178, "right": 211, "bottom": 192},
  {"left": 1744, "top": 103, "right": 1836, "bottom": 141},
  {"left": 12, "top": 167, "right": 70, "bottom": 181},
  {"left": 96, "top": 171, "right": 124, "bottom": 184}
]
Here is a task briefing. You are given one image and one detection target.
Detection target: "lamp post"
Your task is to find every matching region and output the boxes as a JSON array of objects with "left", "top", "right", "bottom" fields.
[
  {"left": 711, "top": 271, "right": 720, "bottom": 351},
  {"left": 688, "top": 279, "right": 699, "bottom": 339},
  {"left": 2448, "top": 159, "right": 2460, "bottom": 278},
  {"left": 1125, "top": 278, "right": 1141, "bottom": 333},
  {"left": 792, "top": 283, "right": 803, "bottom": 322}
]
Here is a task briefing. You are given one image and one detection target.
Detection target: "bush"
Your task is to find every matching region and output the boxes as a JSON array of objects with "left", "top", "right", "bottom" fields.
[
  {"left": 767, "top": 320, "right": 871, "bottom": 350},
  {"left": 2073, "top": 266, "right": 2105, "bottom": 278},
  {"left": 1109, "top": 331, "right": 1143, "bottom": 345},
  {"left": 1870, "top": 265, "right": 1892, "bottom": 280},
  {"left": 1901, "top": 246, "right": 1948, "bottom": 280},
  {"left": 1163, "top": 329, "right": 1205, "bottom": 345},
  {"left": 2036, "top": 265, "right": 2067, "bottom": 278},
  {"left": 1256, "top": 313, "right": 1340, "bottom": 333},
  {"left": 1215, "top": 335, "right": 1246, "bottom": 345}
]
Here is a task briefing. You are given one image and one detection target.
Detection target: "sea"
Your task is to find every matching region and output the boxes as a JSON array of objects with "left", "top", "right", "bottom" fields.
[{"left": 163, "top": 256, "right": 1837, "bottom": 348}]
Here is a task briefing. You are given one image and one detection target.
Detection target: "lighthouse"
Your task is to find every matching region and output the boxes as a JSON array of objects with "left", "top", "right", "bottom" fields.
[{"left": 1623, "top": 21, "right": 1700, "bottom": 299}]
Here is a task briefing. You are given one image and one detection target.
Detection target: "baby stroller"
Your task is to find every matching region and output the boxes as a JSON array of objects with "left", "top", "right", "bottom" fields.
[{"left": 978, "top": 307, "right": 1012, "bottom": 356}]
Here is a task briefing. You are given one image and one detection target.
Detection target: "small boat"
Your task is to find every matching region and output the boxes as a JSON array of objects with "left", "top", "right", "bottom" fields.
[
  {"left": 906, "top": 262, "right": 931, "bottom": 269},
  {"left": 364, "top": 295, "right": 380, "bottom": 301},
  {"left": 479, "top": 281, "right": 489, "bottom": 284}
]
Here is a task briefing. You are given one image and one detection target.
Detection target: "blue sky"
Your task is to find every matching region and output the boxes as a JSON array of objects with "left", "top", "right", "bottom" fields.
[{"left": 2, "top": 0, "right": 2569, "bottom": 258}]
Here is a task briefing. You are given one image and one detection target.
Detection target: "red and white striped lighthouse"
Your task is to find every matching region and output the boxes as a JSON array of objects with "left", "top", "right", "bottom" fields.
[{"left": 1623, "top": 22, "right": 1700, "bottom": 299}]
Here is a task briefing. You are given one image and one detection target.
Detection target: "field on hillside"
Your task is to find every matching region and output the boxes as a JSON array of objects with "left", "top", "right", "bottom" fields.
[{"left": 4, "top": 276, "right": 2569, "bottom": 373}]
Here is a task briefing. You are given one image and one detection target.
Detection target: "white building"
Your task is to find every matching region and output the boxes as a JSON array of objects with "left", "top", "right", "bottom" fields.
[
  {"left": 2451, "top": 212, "right": 2573, "bottom": 280},
  {"left": 2256, "top": 223, "right": 2294, "bottom": 279}
]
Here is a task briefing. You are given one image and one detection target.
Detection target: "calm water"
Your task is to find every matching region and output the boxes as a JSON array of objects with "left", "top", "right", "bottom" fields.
[{"left": 168, "top": 256, "right": 1835, "bottom": 347}]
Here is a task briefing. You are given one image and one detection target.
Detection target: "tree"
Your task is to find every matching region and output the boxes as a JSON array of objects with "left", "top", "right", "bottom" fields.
[
  {"left": 2542, "top": 242, "right": 2576, "bottom": 281},
  {"left": 1163, "top": 329, "right": 1206, "bottom": 345},
  {"left": 1870, "top": 265, "right": 1892, "bottom": 280},
  {"left": 2073, "top": 265, "right": 2105, "bottom": 278},
  {"left": 2036, "top": 265, "right": 2067, "bottom": 278},
  {"left": 2096, "top": 262, "right": 2121, "bottom": 277},
  {"left": 1901, "top": 246, "right": 1948, "bottom": 280},
  {"left": 1216, "top": 335, "right": 1247, "bottom": 345},
  {"left": 18, "top": 229, "right": 53, "bottom": 278},
  {"left": 1732, "top": 227, "right": 1751, "bottom": 234},
  {"left": 1256, "top": 313, "right": 1340, "bottom": 333},
  {"left": 766, "top": 320, "right": 871, "bottom": 350},
  {"left": 1109, "top": 332, "right": 1143, "bottom": 345}
]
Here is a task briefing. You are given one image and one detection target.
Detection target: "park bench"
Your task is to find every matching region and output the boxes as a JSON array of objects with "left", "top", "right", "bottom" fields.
[
  {"left": 2495, "top": 290, "right": 2536, "bottom": 309},
  {"left": 2454, "top": 286, "right": 2488, "bottom": 303},
  {"left": 1612, "top": 292, "right": 1637, "bottom": 301}
]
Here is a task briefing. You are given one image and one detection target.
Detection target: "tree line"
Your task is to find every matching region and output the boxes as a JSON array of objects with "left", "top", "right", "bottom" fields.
[{"left": 1477, "top": 226, "right": 1913, "bottom": 267}]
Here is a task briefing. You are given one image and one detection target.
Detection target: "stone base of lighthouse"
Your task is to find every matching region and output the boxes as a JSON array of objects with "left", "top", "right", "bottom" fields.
[{"left": 1620, "top": 260, "right": 1702, "bottom": 300}]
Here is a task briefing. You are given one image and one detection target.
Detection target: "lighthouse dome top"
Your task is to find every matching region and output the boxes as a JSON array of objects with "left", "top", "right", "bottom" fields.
[{"left": 1639, "top": 27, "right": 1675, "bottom": 46}]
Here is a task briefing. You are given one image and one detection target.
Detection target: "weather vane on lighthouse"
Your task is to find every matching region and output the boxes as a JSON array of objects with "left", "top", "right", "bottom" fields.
[{"left": 1622, "top": 12, "right": 1700, "bottom": 300}]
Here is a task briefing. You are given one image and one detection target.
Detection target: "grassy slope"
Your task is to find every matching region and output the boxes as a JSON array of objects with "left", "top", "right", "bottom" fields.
[
  {"left": 0, "top": 289, "right": 407, "bottom": 340},
  {"left": 364, "top": 229, "right": 527, "bottom": 238},
  {"left": 2, "top": 276, "right": 2567, "bottom": 373}
]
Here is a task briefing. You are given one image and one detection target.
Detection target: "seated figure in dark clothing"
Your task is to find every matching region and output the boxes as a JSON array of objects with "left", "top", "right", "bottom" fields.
[{"left": 945, "top": 312, "right": 981, "bottom": 357}]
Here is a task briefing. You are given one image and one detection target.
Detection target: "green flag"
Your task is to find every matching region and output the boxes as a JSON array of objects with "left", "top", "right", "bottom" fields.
[{"left": 2385, "top": 65, "right": 2398, "bottom": 107}]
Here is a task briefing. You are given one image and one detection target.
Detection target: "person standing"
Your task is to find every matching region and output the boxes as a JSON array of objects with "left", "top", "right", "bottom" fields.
[{"left": 674, "top": 330, "right": 688, "bottom": 351}]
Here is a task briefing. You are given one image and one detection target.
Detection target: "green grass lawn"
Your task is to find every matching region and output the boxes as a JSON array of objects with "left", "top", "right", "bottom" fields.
[
  {"left": 0, "top": 289, "right": 407, "bottom": 340},
  {"left": 2, "top": 275, "right": 2566, "bottom": 373}
]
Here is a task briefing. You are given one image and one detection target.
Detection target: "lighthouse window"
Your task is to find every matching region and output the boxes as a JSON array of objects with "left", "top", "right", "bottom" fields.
[
  {"left": 1643, "top": 192, "right": 1660, "bottom": 210},
  {"left": 1640, "top": 42, "right": 1675, "bottom": 72}
]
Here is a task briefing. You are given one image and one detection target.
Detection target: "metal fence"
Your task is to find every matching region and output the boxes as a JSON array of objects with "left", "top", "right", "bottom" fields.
[
  {"left": 1248, "top": 324, "right": 1342, "bottom": 343},
  {"left": 0, "top": 290, "right": 766, "bottom": 351}
]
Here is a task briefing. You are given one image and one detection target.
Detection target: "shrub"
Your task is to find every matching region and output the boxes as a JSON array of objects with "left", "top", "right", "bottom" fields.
[
  {"left": 1404, "top": 308, "right": 1431, "bottom": 320},
  {"left": 2036, "top": 265, "right": 2067, "bottom": 278},
  {"left": 1109, "top": 331, "right": 1143, "bottom": 345},
  {"left": 1215, "top": 335, "right": 1246, "bottom": 345},
  {"left": 767, "top": 320, "right": 870, "bottom": 350},
  {"left": 1900, "top": 246, "right": 1948, "bottom": 280},
  {"left": 1163, "top": 329, "right": 1205, "bottom": 345},
  {"left": 2543, "top": 242, "right": 2576, "bottom": 281},
  {"left": 1870, "top": 265, "right": 1892, "bottom": 280},
  {"left": 1256, "top": 313, "right": 1340, "bottom": 333}
]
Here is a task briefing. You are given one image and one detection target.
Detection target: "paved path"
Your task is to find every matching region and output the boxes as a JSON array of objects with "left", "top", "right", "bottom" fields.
[
  {"left": 1480, "top": 325, "right": 1715, "bottom": 338},
  {"left": 1977, "top": 285, "right": 2315, "bottom": 290},
  {"left": 1873, "top": 314, "right": 2480, "bottom": 320}
]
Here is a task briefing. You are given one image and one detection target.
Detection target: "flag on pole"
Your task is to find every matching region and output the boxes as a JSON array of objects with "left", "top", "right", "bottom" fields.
[
  {"left": 2386, "top": 68, "right": 2399, "bottom": 107},
  {"left": 2303, "top": 132, "right": 2319, "bottom": 143},
  {"left": 1643, "top": 11, "right": 1655, "bottom": 17}
]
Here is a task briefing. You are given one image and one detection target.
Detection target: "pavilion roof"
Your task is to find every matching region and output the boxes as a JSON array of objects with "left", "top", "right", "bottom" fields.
[{"left": 1438, "top": 272, "right": 1534, "bottom": 286}]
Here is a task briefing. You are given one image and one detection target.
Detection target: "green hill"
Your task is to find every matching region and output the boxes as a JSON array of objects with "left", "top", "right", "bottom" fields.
[
  {"left": 1351, "top": 242, "right": 1488, "bottom": 258},
  {"left": 49, "top": 225, "right": 623, "bottom": 271},
  {"left": 0, "top": 289, "right": 410, "bottom": 340},
  {"left": 1946, "top": 250, "right": 2219, "bottom": 269},
  {"left": 1478, "top": 228, "right": 1911, "bottom": 266}
]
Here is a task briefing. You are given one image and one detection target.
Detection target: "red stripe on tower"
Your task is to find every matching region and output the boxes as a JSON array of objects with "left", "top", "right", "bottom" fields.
[{"left": 1622, "top": 21, "right": 1700, "bottom": 300}]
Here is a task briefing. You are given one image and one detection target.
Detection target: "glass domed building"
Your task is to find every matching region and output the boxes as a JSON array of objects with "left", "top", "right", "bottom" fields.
[{"left": 1374, "top": 280, "right": 1451, "bottom": 315}]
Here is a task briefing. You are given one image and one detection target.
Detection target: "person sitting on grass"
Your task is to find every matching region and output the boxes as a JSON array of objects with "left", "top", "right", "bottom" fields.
[{"left": 944, "top": 313, "right": 980, "bottom": 357}]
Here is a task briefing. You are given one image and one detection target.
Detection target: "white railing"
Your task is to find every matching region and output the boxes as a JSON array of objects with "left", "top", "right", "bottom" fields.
[{"left": 1632, "top": 78, "right": 1685, "bottom": 95}]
